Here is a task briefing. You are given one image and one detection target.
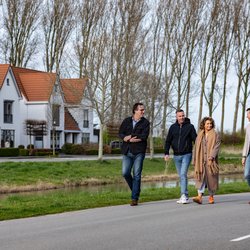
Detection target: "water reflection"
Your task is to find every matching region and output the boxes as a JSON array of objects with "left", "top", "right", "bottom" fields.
[{"left": 142, "top": 174, "right": 245, "bottom": 190}]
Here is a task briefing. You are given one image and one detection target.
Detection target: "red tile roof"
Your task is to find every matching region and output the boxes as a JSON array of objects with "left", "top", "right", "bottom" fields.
[
  {"left": 64, "top": 108, "right": 81, "bottom": 131},
  {"left": 61, "top": 78, "right": 88, "bottom": 105},
  {"left": 11, "top": 66, "right": 43, "bottom": 100},
  {"left": 0, "top": 64, "right": 10, "bottom": 89},
  {"left": 18, "top": 72, "right": 56, "bottom": 101},
  {"left": 1, "top": 64, "right": 87, "bottom": 103}
]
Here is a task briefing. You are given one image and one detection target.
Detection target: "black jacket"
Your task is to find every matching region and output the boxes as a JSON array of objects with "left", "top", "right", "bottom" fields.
[
  {"left": 165, "top": 118, "right": 197, "bottom": 155},
  {"left": 119, "top": 116, "right": 150, "bottom": 155}
]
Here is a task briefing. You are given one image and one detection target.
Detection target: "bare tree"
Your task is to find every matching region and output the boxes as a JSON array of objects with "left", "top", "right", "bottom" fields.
[
  {"left": 42, "top": 0, "right": 76, "bottom": 73},
  {"left": 220, "top": 0, "right": 235, "bottom": 134},
  {"left": 0, "top": 0, "right": 41, "bottom": 67},
  {"left": 184, "top": 0, "right": 203, "bottom": 117},
  {"left": 232, "top": 0, "right": 250, "bottom": 134},
  {"left": 160, "top": 0, "right": 179, "bottom": 139},
  {"left": 86, "top": 5, "right": 112, "bottom": 160},
  {"left": 74, "top": 0, "right": 106, "bottom": 78}
]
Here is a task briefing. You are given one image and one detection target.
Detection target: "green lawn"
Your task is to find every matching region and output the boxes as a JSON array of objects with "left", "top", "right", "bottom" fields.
[
  {"left": 0, "top": 156, "right": 246, "bottom": 221},
  {"left": 0, "top": 182, "right": 249, "bottom": 221}
]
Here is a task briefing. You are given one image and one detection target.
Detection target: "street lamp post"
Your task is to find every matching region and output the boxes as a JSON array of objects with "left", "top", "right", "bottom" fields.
[{"left": 52, "top": 120, "right": 56, "bottom": 156}]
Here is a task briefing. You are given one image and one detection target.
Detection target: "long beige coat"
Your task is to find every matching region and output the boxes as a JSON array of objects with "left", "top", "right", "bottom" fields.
[{"left": 193, "top": 131, "right": 221, "bottom": 192}]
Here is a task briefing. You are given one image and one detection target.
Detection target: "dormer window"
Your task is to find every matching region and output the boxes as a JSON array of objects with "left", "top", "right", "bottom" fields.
[{"left": 6, "top": 78, "right": 9, "bottom": 85}]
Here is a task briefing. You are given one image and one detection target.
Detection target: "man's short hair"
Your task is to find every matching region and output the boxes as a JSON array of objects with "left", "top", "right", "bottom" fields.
[
  {"left": 176, "top": 109, "right": 184, "bottom": 114},
  {"left": 133, "top": 103, "right": 144, "bottom": 114},
  {"left": 247, "top": 108, "right": 250, "bottom": 112}
]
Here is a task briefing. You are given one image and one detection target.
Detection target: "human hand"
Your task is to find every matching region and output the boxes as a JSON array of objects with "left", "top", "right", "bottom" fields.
[
  {"left": 242, "top": 157, "right": 246, "bottom": 167},
  {"left": 129, "top": 136, "right": 141, "bottom": 143},
  {"left": 164, "top": 155, "right": 170, "bottom": 161},
  {"left": 124, "top": 135, "right": 132, "bottom": 142}
]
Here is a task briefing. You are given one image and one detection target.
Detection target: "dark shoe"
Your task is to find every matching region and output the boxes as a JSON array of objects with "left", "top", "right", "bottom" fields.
[
  {"left": 130, "top": 200, "right": 138, "bottom": 206},
  {"left": 193, "top": 195, "right": 202, "bottom": 204}
]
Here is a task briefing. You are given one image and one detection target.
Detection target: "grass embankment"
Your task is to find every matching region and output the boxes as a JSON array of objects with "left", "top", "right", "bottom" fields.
[{"left": 0, "top": 150, "right": 248, "bottom": 221}]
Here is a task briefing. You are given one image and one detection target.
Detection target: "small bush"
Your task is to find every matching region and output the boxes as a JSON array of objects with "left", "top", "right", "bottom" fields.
[
  {"left": 154, "top": 147, "right": 165, "bottom": 154},
  {"left": 103, "top": 144, "right": 111, "bottom": 154},
  {"left": 18, "top": 145, "right": 25, "bottom": 149},
  {"left": 111, "top": 148, "right": 121, "bottom": 154},
  {"left": 85, "top": 149, "right": 98, "bottom": 155},
  {"left": 0, "top": 148, "right": 19, "bottom": 157},
  {"left": 27, "top": 144, "right": 34, "bottom": 149},
  {"left": 221, "top": 132, "right": 244, "bottom": 145},
  {"left": 34, "top": 149, "right": 55, "bottom": 156},
  {"left": 71, "top": 144, "right": 85, "bottom": 155},
  {"left": 19, "top": 149, "right": 29, "bottom": 156},
  {"left": 61, "top": 143, "right": 73, "bottom": 154}
]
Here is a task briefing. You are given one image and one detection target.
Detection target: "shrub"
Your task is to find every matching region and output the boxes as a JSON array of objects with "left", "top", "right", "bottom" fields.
[
  {"left": 85, "top": 149, "right": 98, "bottom": 155},
  {"left": 221, "top": 132, "right": 244, "bottom": 145},
  {"left": 0, "top": 148, "right": 19, "bottom": 157},
  {"left": 26, "top": 144, "right": 34, "bottom": 149},
  {"left": 111, "top": 148, "right": 121, "bottom": 154},
  {"left": 19, "top": 149, "right": 29, "bottom": 156},
  {"left": 18, "top": 145, "right": 25, "bottom": 149},
  {"left": 103, "top": 144, "right": 111, "bottom": 154},
  {"left": 61, "top": 143, "right": 73, "bottom": 154},
  {"left": 71, "top": 144, "right": 85, "bottom": 155},
  {"left": 154, "top": 147, "right": 165, "bottom": 154},
  {"left": 34, "top": 149, "right": 55, "bottom": 156}
]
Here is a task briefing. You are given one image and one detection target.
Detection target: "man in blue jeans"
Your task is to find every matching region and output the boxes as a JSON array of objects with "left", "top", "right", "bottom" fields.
[
  {"left": 164, "top": 109, "right": 197, "bottom": 204},
  {"left": 242, "top": 107, "right": 250, "bottom": 204},
  {"left": 119, "top": 103, "right": 150, "bottom": 206}
]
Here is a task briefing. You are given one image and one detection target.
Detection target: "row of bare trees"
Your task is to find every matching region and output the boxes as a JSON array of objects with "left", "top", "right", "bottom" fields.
[{"left": 0, "top": 0, "right": 249, "bottom": 158}]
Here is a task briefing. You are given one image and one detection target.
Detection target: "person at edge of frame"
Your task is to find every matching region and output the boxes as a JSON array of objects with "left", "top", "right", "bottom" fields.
[
  {"left": 119, "top": 103, "right": 150, "bottom": 206},
  {"left": 164, "top": 109, "right": 197, "bottom": 204},
  {"left": 242, "top": 107, "right": 250, "bottom": 205}
]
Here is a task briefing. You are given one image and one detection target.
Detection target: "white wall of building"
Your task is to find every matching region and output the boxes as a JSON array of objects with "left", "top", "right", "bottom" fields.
[{"left": 0, "top": 69, "right": 22, "bottom": 147}]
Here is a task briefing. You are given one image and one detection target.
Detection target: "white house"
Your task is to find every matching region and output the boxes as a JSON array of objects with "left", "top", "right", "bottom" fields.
[{"left": 0, "top": 64, "right": 98, "bottom": 149}]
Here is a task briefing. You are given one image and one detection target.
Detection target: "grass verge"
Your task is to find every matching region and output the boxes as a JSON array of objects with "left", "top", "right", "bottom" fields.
[{"left": 0, "top": 182, "right": 249, "bottom": 221}]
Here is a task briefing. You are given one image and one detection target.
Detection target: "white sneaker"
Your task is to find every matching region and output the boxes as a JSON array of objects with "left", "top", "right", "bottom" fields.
[{"left": 176, "top": 194, "right": 189, "bottom": 204}]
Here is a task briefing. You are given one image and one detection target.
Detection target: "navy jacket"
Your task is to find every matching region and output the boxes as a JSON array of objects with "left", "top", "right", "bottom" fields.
[
  {"left": 165, "top": 118, "right": 197, "bottom": 156},
  {"left": 119, "top": 116, "right": 150, "bottom": 155}
]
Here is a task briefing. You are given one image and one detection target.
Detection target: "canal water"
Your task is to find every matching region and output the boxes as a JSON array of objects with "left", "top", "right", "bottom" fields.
[{"left": 2, "top": 173, "right": 244, "bottom": 197}]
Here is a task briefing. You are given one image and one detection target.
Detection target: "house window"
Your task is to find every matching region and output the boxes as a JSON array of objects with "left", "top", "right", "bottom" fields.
[
  {"left": 52, "top": 104, "right": 60, "bottom": 126},
  {"left": 83, "top": 109, "right": 89, "bottom": 128},
  {"left": 6, "top": 78, "right": 10, "bottom": 85},
  {"left": 1, "top": 130, "right": 15, "bottom": 148},
  {"left": 82, "top": 133, "right": 90, "bottom": 144},
  {"left": 3, "top": 100, "right": 13, "bottom": 123}
]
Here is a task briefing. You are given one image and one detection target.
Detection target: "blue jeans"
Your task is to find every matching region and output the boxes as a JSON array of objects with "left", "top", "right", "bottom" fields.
[
  {"left": 173, "top": 153, "right": 192, "bottom": 197},
  {"left": 122, "top": 152, "right": 145, "bottom": 200},
  {"left": 244, "top": 154, "right": 250, "bottom": 186}
]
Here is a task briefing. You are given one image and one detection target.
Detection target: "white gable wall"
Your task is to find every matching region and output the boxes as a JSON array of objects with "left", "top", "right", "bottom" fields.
[{"left": 0, "top": 69, "right": 22, "bottom": 147}]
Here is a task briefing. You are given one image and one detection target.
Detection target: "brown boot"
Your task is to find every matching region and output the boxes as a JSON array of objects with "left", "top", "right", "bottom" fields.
[
  {"left": 193, "top": 195, "right": 202, "bottom": 204},
  {"left": 130, "top": 199, "right": 138, "bottom": 206},
  {"left": 209, "top": 195, "right": 214, "bottom": 204}
]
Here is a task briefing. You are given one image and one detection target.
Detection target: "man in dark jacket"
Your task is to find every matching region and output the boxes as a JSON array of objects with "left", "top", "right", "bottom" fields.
[
  {"left": 119, "top": 103, "right": 150, "bottom": 206},
  {"left": 164, "top": 109, "right": 197, "bottom": 204}
]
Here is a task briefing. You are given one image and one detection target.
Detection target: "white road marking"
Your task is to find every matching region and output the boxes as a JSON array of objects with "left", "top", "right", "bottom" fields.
[{"left": 231, "top": 234, "right": 250, "bottom": 242}]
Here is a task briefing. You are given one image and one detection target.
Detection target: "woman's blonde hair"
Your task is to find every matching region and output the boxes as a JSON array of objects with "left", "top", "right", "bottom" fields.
[{"left": 199, "top": 117, "right": 215, "bottom": 130}]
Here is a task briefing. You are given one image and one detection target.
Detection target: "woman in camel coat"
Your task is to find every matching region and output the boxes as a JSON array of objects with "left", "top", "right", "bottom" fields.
[{"left": 192, "top": 117, "right": 221, "bottom": 204}]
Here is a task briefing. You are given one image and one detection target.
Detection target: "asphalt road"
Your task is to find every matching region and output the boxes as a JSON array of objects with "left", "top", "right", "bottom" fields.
[{"left": 0, "top": 193, "right": 249, "bottom": 250}]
